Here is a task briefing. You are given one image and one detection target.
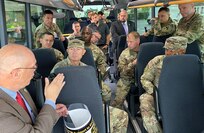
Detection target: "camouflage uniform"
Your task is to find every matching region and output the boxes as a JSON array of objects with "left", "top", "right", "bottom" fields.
[
  {"left": 51, "top": 57, "right": 128, "bottom": 133},
  {"left": 39, "top": 47, "right": 64, "bottom": 62},
  {"left": 109, "top": 106, "right": 128, "bottom": 133},
  {"left": 51, "top": 57, "right": 86, "bottom": 73},
  {"left": 67, "top": 33, "right": 81, "bottom": 42},
  {"left": 67, "top": 34, "right": 76, "bottom": 41},
  {"left": 52, "top": 48, "right": 64, "bottom": 62},
  {"left": 140, "top": 36, "right": 188, "bottom": 133},
  {"left": 85, "top": 43, "right": 112, "bottom": 103},
  {"left": 34, "top": 23, "right": 63, "bottom": 48},
  {"left": 174, "top": 13, "right": 204, "bottom": 62},
  {"left": 140, "top": 55, "right": 165, "bottom": 133},
  {"left": 147, "top": 17, "right": 177, "bottom": 36},
  {"left": 112, "top": 48, "right": 138, "bottom": 109}
]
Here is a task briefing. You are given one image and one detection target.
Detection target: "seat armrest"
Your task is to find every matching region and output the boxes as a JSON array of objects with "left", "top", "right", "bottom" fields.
[
  {"left": 154, "top": 87, "right": 162, "bottom": 121},
  {"left": 104, "top": 103, "right": 110, "bottom": 133}
]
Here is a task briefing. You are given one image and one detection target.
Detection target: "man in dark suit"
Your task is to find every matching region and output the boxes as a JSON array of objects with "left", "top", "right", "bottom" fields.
[
  {"left": 0, "top": 44, "right": 67, "bottom": 133},
  {"left": 110, "top": 9, "right": 136, "bottom": 50}
]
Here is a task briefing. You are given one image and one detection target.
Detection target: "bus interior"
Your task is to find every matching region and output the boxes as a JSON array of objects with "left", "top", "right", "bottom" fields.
[{"left": 0, "top": 0, "right": 204, "bottom": 133}]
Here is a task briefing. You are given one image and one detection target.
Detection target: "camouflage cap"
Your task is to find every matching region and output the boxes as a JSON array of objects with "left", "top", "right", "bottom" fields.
[
  {"left": 164, "top": 36, "right": 188, "bottom": 50},
  {"left": 68, "top": 39, "right": 84, "bottom": 48}
]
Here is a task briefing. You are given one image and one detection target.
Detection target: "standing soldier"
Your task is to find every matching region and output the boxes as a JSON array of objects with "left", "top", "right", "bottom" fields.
[
  {"left": 174, "top": 3, "right": 204, "bottom": 62},
  {"left": 39, "top": 32, "right": 64, "bottom": 62},
  {"left": 81, "top": 26, "right": 111, "bottom": 103},
  {"left": 143, "top": 7, "right": 177, "bottom": 37},
  {"left": 51, "top": 39, "right": 129, "bottom": 133},
  {"left": 34, "top": 10, "right": 65, "bottom": 48},
  {"left": 140, "top": 36, "right": 188, "bottom": 133},
  {"left": 111, "top": 31, "right": 140, "bottom": 109}
]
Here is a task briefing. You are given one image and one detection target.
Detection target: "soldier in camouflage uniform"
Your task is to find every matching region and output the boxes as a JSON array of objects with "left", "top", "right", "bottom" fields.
[
  {"left": 51, "top": 39, "right": 86, "bottom": 73},
  {"left": 111, "top": 31, "right": 140, "bottom": 109},
  {"left": 174, "top": 3, "right": 204, "bottom": 62},
  {"left": 140, "top": 36, "right": 188, "bottom": 133},
  {"left": 34, "top": 10, "right": 65, "bottom": 48},
  {"left": 51, "top": 39, "right": 129, "bottom": 133},
  {"left": 67, "top": 21, "right": 82, "bottom": 41},
  {"left": 39, "top": 32, "right": 64, "bottom": 62},
  {"left": 143, "top": 7, "right": 176, "bottom": 37},
  {"left": 81, "top": 26, "right": 111, "bottom": 103}
]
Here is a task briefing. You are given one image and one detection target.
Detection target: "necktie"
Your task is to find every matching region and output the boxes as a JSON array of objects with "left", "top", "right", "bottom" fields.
[
  {"left": 16, "top": 92, "right": 29, "bottom": 114},
  {"left": 122, "top": 23, "right": 128, "bottom": 35}
]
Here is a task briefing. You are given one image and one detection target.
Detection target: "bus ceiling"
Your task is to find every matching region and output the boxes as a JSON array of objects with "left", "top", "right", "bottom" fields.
[
  {"left": 13, "top": 0, "right": 84, "bottom": 11},
  {"left": 14, "top": 0, "right": 116, "bottom": 11},
  {"left": 127, "top": 0, "right": 204, "bottom": 9}
]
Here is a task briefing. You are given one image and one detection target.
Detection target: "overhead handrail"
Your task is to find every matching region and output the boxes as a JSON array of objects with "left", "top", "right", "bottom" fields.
[{"left": 128, "top": 0, "right": 204, "bottom": 9}]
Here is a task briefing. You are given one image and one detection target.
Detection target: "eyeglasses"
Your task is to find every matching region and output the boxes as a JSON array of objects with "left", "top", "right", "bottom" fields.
[{"left": 16, "top": 65, "right": 38, "bottom": 70}]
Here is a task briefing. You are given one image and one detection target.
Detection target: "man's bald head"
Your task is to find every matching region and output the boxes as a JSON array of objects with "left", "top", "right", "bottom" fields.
[
  {"left": 0, "top": 44, "right": 36, "bottom": 72},
  {"left": 0, "top": 44, "right": 37, "bottom": 91},
  {"left": 119, "top": 9, "right": 128, "bottom": 22}
]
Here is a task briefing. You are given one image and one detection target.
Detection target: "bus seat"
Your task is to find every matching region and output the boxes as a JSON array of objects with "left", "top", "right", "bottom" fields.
[
  {"left": 140, "top": 35, "right": 153, "bottom": 44},
  {"left": 69, "top": 17, "right": 78, "bottom": 22},
  {"left": 129, "top": 42, "right": 164, "bottom": 117},
  {"left": 80, "top": 21, "right": 89, "bottom": 29},
  {"left": 81, "top": 47, "right": 96, "bottom": 69},
  {"left": 113, "top": 35, "right": 127, "bottom": 80},
  {"left": 52, "top": 66, "right": 107, "bottom": 133},
  {"left": 186, "top": 40, "right": 201, "bottom": 59},
  {"left": 32, "top": 48, "right": 57, "bottom": 78},
  {"left": 79, "top": 17, "right": 89, "bottom": 29},
  {"left": 26, "top": 72, "right": 44, "bottom": 111},
  {"left": 106, "top": 16, "right": 115, "bottom": 21},
  {"left": 53, "top": 39, "right": 68, "bottom": 58},
  {"left": 63, "top": 17, "right": 78, "bottom": 34},
  {"left": 80, "top": 17, "right": 88, "bottom": 21},
  {"left": 64, "top": 23, "right": 73, "bottom": 34},
  {"left": 116, "top": 35, "right": 127, "bottom": 60},
  {"left": 80, "top": 17, "right": 90, "bottom": 24},
  {"left": 152, "top": 34, "right": 173, "bottom": 43},
  {"left": 156, "top": 55, "right": 204, "bottom": 133},
  {"left": 136, "top": 42, "right": 165, "bottom": 95}
]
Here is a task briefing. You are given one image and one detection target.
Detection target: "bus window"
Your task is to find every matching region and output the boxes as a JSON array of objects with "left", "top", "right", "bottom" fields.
[
  {"left": 56, "top": 9, "right": 65, "bottom": 32},
  {"left": 127, "top": 9, "right": 135, "bottom": 22},
  {"left": 31, "top": 4, "right": 43, "bottom": 35},
  {"left": 74, "top": 5, "right": 110, "bottom": 18},
  {"left": 194, "top": 3, "right": 204, "bottom": 16},
  {"left": 5, "top": 0, "right": 26, "bottom": 45},
  {"left": 137, "top": 7, "right": 151, "bottom": 34}
]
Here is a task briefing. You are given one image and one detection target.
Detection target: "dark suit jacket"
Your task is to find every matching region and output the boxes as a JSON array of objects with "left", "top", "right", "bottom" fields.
[
  {"left": 110, "top": 20, "right": 135, "bottom": 49},
  {"left": 0, "top": 88, "right": 59, "bottom": 133}
]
